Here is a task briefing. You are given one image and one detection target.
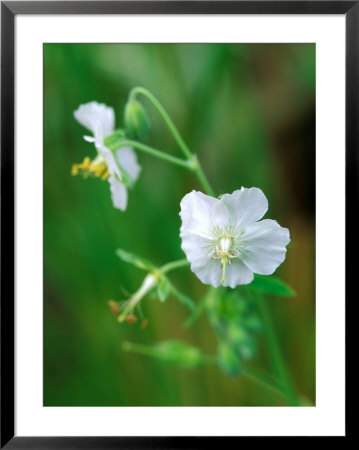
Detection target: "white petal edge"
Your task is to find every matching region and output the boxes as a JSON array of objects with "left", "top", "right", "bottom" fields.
[
  {"left": 222, "top": 259, "right": 254, "bottom": 288},
  {"left": 115, "top": 147, "right": 141, "bottom": 183},
  {"left": 99, "top": 145, "right": 122, "bottom": 180},
  {"left": 108, "top": 175, "right": 128, "bottom": 211},
  {"left": 74, "top": 101, "right": 115, "bottom": 144},
  {"left": 239, "top": 219, "right": 290, "bottom": 275},
  {"left": 190, "top": 258, "right": 223, "bottom": 288},
  {"left": 179, "top": 190, "right": 219, "bottom": 239},
  {"left": 180, "top": 231, "right": 214, "bottom": 270},
  {"left": 219, "top": 187, "right": 268, "bottom": 230}
]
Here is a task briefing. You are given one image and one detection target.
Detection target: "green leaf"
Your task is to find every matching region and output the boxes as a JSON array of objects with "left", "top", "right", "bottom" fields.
[
  {"left": 157, "top": 278, "right": 171, "bottom": 302},
  {"left": 250, "top": 275, "right": 296, "bottom": 297},
  {"left": 116, "top": 248, "right": 155, "bottom": 271}
]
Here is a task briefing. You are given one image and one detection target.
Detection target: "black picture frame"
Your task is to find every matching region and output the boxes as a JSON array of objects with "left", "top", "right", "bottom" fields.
[{"left": 1, "top": 1, "right": 354, "bottom": 447}]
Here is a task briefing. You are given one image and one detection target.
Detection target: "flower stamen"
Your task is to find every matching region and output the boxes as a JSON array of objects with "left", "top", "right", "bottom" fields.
[
  {"left": 213, "top": 235, "right": 240, "bottom": 283},
  {"left": 71, "top": 156, "right": 110, "bottom": 181}
]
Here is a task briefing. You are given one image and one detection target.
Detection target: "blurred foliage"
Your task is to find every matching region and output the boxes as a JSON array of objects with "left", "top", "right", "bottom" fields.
[{"left": 44, "top": 44, "right": 315, "bottom": 406}]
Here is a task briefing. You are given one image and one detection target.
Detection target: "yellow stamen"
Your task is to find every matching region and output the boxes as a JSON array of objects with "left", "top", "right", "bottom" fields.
[
  {"left": 78, "top": 156, "right": 91, "bottom": 170},
  {"left": 71, "top": 155, "right": 111, "bottom": 182},
  {"left": 101, "top": 170, "right": 110, "bottom": 181},
  {"left": 71, "top": 164, "right": 79, "bottom": 176},
  {"left": 89, "top": 162, "right": 107, "bottom": 177}
]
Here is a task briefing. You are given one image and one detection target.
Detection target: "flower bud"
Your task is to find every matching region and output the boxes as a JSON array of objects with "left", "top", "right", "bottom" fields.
[
  {"left": 156, "top": 341, "right": 203, "bottom": 369},
  {"left": 124, "top": 99, "right": 150, "bottom": 139}
]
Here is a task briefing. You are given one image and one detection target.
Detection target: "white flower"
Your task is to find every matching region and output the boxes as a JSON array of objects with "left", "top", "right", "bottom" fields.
[
  {"left": 179, "top": 188, "right": 290, "bottom": 288},
  {"left": 73, "top": 101, "right": 141, "bottom": 211}
]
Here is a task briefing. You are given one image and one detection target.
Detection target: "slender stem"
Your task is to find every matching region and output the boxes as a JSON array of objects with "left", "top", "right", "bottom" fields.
[
  {"left": 122, "top": 341, "right": 161, "bottom": 358},
  {"left": 111, "top": 139, "right": 191, "bottom": 170},
  {"left": 129, "top": 87, "right": 215, "bottom": 197},
  {"left": 161, "top": 259, "right": 190, "bottom": 274},
  {"left": 130, "top": 87, "right": 193, "bottom": 160},
  {"left": 253, "top": 292, "right": 299, "bottom": 406},
  {"left": 167, "top": 281, "right": 196, "bottom": 311},
  {"left": 191, "top": 155, "right": 215, "bottom": 197}
]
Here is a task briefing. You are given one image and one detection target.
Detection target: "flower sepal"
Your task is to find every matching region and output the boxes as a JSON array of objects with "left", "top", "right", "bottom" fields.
[{"left": 103, "top": 128, "right": 126, "bottom": 150}]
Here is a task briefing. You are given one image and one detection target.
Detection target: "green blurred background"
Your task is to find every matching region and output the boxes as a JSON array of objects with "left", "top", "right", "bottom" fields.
[{"left": 44, "top": 44, "right": 315, "bottom": 406}]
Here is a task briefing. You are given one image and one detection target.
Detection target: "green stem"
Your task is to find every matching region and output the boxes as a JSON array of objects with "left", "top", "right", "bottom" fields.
[
  {"left": 161, "top": 259, "right": 190, "bottom": 274},
  {"left": 167, "top": 281, "right": 196, "bottom": 311},
  {"left": 130, "top": 87, "right": 193, "bottom": 160},
  {"left": 110, "top": 139, "right": 191, "bottom": 170},
  {"left": 253, "top": 292, "right": 299, "bottom": 406},
  {"left": 192, "top": 156, "right": 215, "bottom": 197},
  {"left": 122, "top": 341, "right": 161, "bottom": 358},
  {"left": 129, "top": 87, "right": 215, "bottom": 197}
]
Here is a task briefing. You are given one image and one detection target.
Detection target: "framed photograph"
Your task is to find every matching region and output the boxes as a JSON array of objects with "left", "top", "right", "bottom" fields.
[{"left": 1, "top": 1, "right": 352, "bottom": 446}]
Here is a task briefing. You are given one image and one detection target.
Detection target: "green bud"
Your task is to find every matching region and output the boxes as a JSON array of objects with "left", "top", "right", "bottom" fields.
[
  {"left": 156, "top": 341, "right": 204, "bottom": 369},
  {"left": 124, "top": 99, "right": 150, "bottom": 139},
  {"left": 217, "top": 341, "right": 242, "bottom": 376}
]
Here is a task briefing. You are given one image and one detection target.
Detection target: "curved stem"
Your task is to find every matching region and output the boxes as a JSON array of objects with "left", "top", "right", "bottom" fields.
[
  {"left": 129, "top": 87, "right": 215, "bottom": 197},
  {"left": 191, "top": 156, "right": 215, "bottom": 197},
  {"left": 111, "top": 139, "right": 191, "bottom": 169},
  {"left": 253, "top": 292, "right": 299, "bottom": 406},
  {"left": 130, "top": 87, "right": 193, "bottom": 160},
  {"left": 161, "top": 259, "right": 189, "bottom": 274}
]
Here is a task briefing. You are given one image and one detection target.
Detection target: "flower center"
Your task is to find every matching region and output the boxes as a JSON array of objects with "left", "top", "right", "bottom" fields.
[
  {"left": 71, "top": 155, "right": 110, "bottom": 181},
  {"left": 213, "top": 236, "right": 240, "bottom": 283}
]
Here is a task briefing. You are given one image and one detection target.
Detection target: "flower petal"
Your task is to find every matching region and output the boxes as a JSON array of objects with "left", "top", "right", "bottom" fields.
[
  {"left": 180, "top": 191, "right": 218, "bottom": 239},
  {"left": 239, "top": 219, "right": 290, "bottom": 275},
  {"left": 220, "top": 188, "right": 268, "bottom": 229},
  {"left": 190, "top": 258, "right": 223, "bottom": 288},
  {"left": 180, "top": 231, "right": 214, "bottom": 269},
  {"left": 98, "top": 145, "right": 122, "bottom": 180},
  {"left": 108, "top": 175, "right": 128, "bottom": 211},
  {"left": 223, "top": 259, "right": 254, "bottom": 288},
  {"left": 74, "top": 101, "right": 114, "bottom": 144},
  {"left": 115, "top": 147, "right": 141, "bottom": 183}
]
